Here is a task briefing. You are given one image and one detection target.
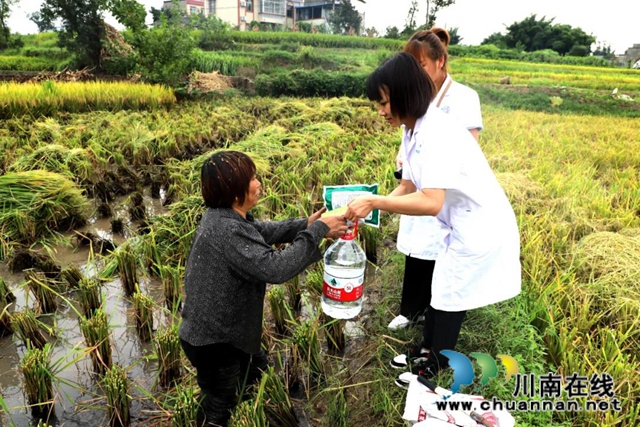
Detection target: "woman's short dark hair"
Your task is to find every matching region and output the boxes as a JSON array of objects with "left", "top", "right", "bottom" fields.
[
  {"left": 366, "top": 52, "right": 435, "bottom": 120},
  {"left": 201, "top": 151, "right": 256, "bottom": 209}
]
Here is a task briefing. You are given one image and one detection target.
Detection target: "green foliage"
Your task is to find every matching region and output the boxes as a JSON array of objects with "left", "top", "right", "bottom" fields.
[
  {"left": 489, "top": 14, "right": 596, "bottom": 56},
  {"left": 255, "top": 69, "right": 366, "bottom": 98},
  {"left": 130, "top": 17, "right": 196, "bottom": 86},
  {"left": 0, "top": 0, "right": 17, "bottom": 50},
  {"left": 384, "top": 26, "right": 401, "bottom": 39},
  {"left": 328, "top": 0, "right": 362, "bottom": 35},
  {"left": 30, "top": 0, "right": 146, "bottom": 68},
  {"left": 227, "top": 30, "right": 403, "bottom": 50}
]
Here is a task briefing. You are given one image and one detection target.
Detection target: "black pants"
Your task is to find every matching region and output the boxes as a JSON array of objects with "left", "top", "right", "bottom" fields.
[
  {"left": 400, "top": 255, "right": 466, "bottom": 369},
  {"left": 180, "top": 340, "right": 268, "bottom": 427}
]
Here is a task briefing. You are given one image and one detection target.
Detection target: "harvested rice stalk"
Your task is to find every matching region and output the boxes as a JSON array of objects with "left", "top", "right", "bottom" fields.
[
  {"left": 115, "top": 245, "right": 138, "bottom": 297},
  {"left": 80, "top": 308, "right": 112, "bottom": 375},
  {"left": 25, "top": 270, "right": 57, "bottom": 314},
  {"left": 132, "top": 289, "right": 154, "bottom": 342},
  {"left": 78, "top": 277, "right": 102, "bottom": 318},
  {"left": 10, "top": 309, "right": 48, "bottom": 349},
  {"left": 61, "top": 264, "right": 84, "bottom": 289},
  {"left": 155, "top": 324, "right": 181, "bottom": 388},
  {"left": 103, "top": 364, "right": 131, "bottom": 427},
  {"left": 21, "top": 344, "right": 55, "bottom": 422}
]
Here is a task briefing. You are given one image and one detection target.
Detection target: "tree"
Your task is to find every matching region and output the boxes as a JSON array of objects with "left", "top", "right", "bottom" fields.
[
  {"left": 447, "top": 26, "right": 462, "bottom": 45},
  {"left": 425, "top": 0, "right": 454, "bottom": 28},
  {"left": 481, "top": 32, "right": 507, "bottom": 48},
  {"left": 499, "top": 14, "right": 595, "bottom": 55},
  {"left": 327, "top": 0, "right": 362, "bottom": 35},
  {"left": 384, "top": 26, "right": 401, "bottom": 39},
  {"left": 30, "top": 0, "right": 146, "bottom": 68},
  {"left": 0, "top": 0, "right": 17, "bottom": 50}
]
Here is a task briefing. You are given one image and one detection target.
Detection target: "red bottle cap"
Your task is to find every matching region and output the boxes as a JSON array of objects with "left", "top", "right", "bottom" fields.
[{"left": 340, "top": 221, "right": 358, "bottom": 241}]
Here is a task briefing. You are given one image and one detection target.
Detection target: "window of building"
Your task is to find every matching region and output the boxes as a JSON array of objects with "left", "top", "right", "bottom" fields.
[
  {"left": 246, "top": 0, "right": 253, "bottom": 12},
  {"left": 262, "top": 0, "right": 285, "bottom": 15},
  {"left": 286, "top": 4, "right": 293, "bottom": 18},
  {"left": 209, "top": 0, "right": 215, "bottom": 14},
  {"left": 190, "top": 6, "right": 197, "bottom": 14},
  {"left": 297, "top": 5, "right": 322, "bottom": 21}
]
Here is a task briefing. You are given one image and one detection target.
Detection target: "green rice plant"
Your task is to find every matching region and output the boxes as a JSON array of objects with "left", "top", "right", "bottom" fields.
[
  {"left": 10, "top": 309, "right": 48, "bottom": 349},
  {"left": 21, "top": 343, "right": 55, "bottom": 422},
  {"left": 293, "top": 320, "right": 323, "bottom": 382},
  {"left": 60, "top": 264, "right": 84, "bottom": 289},
  {"left": 102, "top": 364, "right": 131, "bottom": 427},
  {"left": 229, "top": 399, "right": 267, "bottom": 427},
  {"left": 132, "top": 288, "right": 154, "bottom": 342},
  {"left": 322, "top": 314, "right": 345, "bottom": 355},
  {"left": 285, "top": 275, "right": 302, "bottom": 314},
  {"left": 254, "top": 366, "right": 298, "bottom": 427},
  {"left": 77, "top": 277, "right": 102, "bottom": 318},
  {"left": 159, "top": 265, "right": 183, "bottom": 312},
  {"left": 325, "top": 388, "right": 348, "bottom": 427},
  {"left": 115, "top": 244, "right": 138, "bottom": 297},
  {"left": 303, "top": 267, "right": 324, "bottom": 297},
  {"left": 170, "top": 383, "right": 199, "bottom": 427},
  {"left": 0, "top": 170, "right": 89, "bottom": 244},
  {"left": 0, "top": 81, "right": 176, "bottom": 119},
  {"left": 79, "top": 308, "right": 112, "bottom": 375},
  {"left": 267, "top": 285, "right": 290, "bottom": 336},
  {"left": 155, "top": 324, "right": 182, "bottom": 388},
  {"left": 25, "top": 270, "right": 57, "bottom": 314}
]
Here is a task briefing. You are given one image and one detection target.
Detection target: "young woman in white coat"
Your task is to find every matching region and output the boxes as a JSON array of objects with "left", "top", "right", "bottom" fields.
[
  {"left": 346, "top": 52, "right": 521, "bottom": 386},
  {"left": 389, "top": 28, "right": 484, "bottom": 332}
]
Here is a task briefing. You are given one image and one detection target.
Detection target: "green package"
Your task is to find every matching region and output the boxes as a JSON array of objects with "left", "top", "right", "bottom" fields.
[{"left": 322, "top": 184, "right": 380, "bottom": 227}]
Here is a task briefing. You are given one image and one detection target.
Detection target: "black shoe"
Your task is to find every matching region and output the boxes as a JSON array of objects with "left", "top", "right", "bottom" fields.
[
  {"left": 389, "top": 343, "right": 430, "bottom": 369},
  {"left": 393, "top": 360, "right": 439, "bottom": 390}
]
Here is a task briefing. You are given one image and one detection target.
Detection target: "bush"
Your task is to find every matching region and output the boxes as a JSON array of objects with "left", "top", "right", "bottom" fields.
[
  {"left": 130, "top": 18, "right": 196, "bottom": 86},
  {"left": 255, "top": 69, "right": 367, "bottom": 97}
]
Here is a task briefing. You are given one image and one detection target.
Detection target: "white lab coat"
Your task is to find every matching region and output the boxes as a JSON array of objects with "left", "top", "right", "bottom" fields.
[
  {"left": 397, "top": 75, "right": 483, "bottom": 260},
  {"left": 401, "top": 109, "right": 521, "bottom": 311}
]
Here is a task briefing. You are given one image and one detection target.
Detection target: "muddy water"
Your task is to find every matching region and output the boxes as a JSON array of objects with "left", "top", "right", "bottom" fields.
[{"left": 0, "top": 188, "right": 170, "bottom": 427}]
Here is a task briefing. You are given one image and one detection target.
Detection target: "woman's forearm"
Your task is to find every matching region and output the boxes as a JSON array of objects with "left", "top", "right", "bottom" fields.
[{"left": 374, "top": 190, "right": 443, "bottom": 216}]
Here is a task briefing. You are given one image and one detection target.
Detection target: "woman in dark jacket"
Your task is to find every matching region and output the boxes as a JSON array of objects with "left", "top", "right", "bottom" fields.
[{"left": 179, "top": 150, "right": 347, "bottom": 426}]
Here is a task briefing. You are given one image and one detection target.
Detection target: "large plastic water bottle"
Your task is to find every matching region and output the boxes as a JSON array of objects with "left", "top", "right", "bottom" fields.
[{"left": 321, "top": 222, "right": 367, "bottom": 319}]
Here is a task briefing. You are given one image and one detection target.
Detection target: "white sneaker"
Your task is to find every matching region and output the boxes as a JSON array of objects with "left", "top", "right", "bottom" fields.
[
  {"left": 394, "top": 371, "right": 416, "bottom": 389},
  {"left": 387, "top": 314, "right": 425, "bottom": 331}
]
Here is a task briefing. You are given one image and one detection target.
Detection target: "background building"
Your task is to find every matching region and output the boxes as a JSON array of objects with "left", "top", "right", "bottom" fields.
[{"left": 163, "top": 0, "right": 356, "bottom": 31}]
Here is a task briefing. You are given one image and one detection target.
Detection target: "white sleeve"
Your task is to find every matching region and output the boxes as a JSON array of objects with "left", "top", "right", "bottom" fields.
[{"left": 461, "top": 89, "right": 483, "bottom": 131}]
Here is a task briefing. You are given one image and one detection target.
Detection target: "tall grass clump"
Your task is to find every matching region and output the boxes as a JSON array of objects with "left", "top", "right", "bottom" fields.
[
  {"left": 358, "top": 225, "right": 379, "bottom": 264},
  {"left": 155, "top": 324, "right": 182, "bottom": 388},
  {"left": 322, "top": 314, "right": 345, "bottom": 355},
  {"left": 80, "top": 308, "right": 112, "bottom": 375},
  {"left": 21, "top": 343, "right": 55, "bottom": 422},
  {"left": 0, "top": 171, "right": 89, "bottom": 244},
  {"left": 267, "top": 285, "right": 290, "bottom": 336},
  {"left": 10, "top": 309, "right": 48, "bottom": 349},
  {"left": 25, "top": 270, "right": 57, "bottom": 314},
  {"left": 132, "top": 288, "right": 154, "bottom": 342},
  {"left": 255, "top": 366, "right": 298, "bottom": 427},
  {"left": 102, "top": 364, "right": 131, "bottom": 427},
  {"left": 115, "top": 244, "right": 138, "bottom": 297},
  {"left": 0, "top": 81, "right": 176, "bottom": 119},
  {"left": 285, "top": 275, "right": 302, "bottom": 314},
  {"left": 170, "top": 383, "right": 199, "bottom": 427},
  {"left": 159, "top": 265, "right": 183, "bottom": 312},
  {"left": 293, "top": 320, "right": 323, "bottom": 382},
  {"left": 78, "top": 277, "right": 102, "bottom": 318}
]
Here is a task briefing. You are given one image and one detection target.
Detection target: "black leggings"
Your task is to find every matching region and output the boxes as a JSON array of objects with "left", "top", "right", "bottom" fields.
[
  {"left": 180, "top": 340, "right": 268, "bottom": 427},
  {"left": 400, "top": 255, "right": 466, "bottom": 369}
]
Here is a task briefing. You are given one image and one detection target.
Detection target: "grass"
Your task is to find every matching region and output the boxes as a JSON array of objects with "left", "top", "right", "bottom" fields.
[
  {"left": 79, "top": 308, "right": 112, "bottom": 375},
  {"left": 102, "top": 364, "right": 131, "bottom": 427},
  {"left": 21, "top": 343, "right": 55, "bottom": 422}
]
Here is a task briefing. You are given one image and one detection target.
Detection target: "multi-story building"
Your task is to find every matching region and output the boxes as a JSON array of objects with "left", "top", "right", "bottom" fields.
[{"left": 163, "top": 0, "right": 351, "bottom": 32}]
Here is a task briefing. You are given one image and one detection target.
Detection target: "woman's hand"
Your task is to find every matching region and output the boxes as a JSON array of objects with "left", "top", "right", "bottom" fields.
[
  {"left": 318, "top": 215, "right": 349, "bottom": 239},
  {"left": 308, "top": 207, "right": 327, "bottom": 227},
  {"left": 346, "top": 195, "right": 376, "bottom": 223}
]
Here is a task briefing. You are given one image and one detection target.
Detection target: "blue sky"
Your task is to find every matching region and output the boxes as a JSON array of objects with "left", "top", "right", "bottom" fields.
[{"left": 7, "top": 0, "right": 638, "bottom": 55}]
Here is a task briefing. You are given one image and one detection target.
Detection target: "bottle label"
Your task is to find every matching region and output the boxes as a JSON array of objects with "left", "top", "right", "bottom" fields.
[{"left": 323, "top": 271, "right": 364, "bottom": 302}]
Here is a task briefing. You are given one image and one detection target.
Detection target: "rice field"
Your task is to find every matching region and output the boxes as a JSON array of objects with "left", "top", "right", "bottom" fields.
[{"left": 0, "top": 86, "right": 638, "bottom": 427}]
